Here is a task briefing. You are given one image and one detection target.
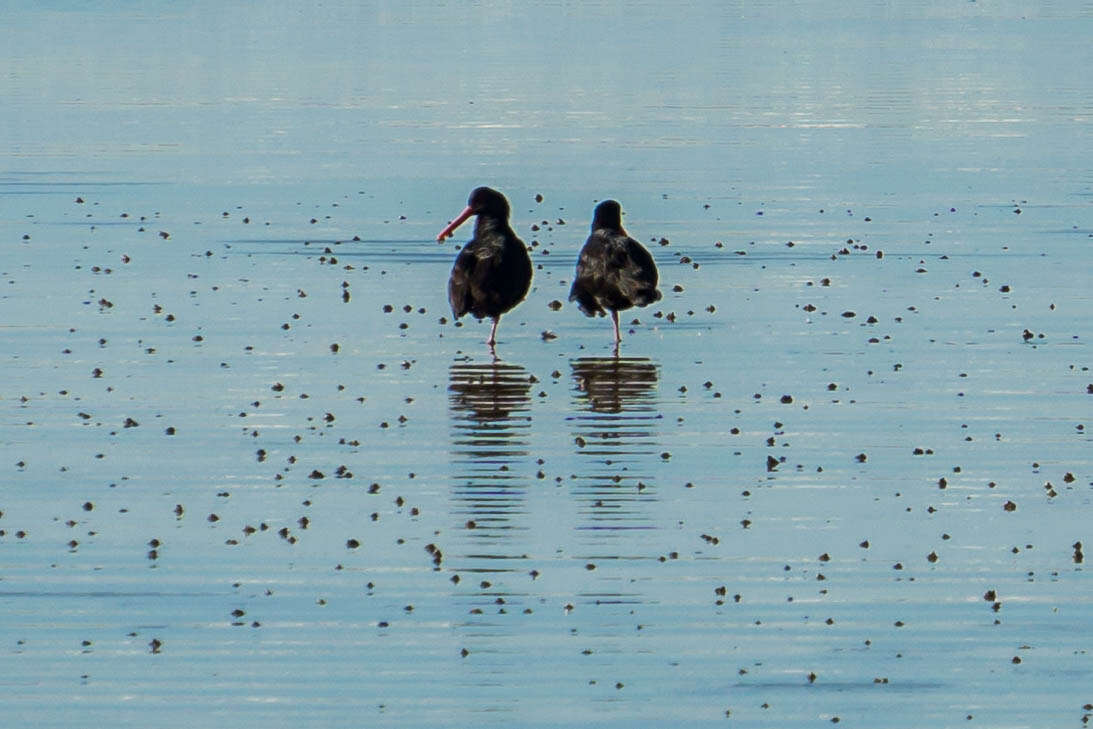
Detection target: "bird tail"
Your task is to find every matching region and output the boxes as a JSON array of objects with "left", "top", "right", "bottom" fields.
[{"left": 630, "top": 286, "right": 661, "bottom": 307}]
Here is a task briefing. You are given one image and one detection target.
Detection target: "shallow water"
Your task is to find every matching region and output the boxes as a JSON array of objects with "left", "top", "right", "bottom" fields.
[{"left": 2, "top": 2, "right": 1092, "bottom": 727}]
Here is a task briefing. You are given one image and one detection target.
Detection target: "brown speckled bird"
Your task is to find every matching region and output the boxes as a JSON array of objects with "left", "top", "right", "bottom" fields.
[
  {"left": 438, "top": 187, "right": 532, "bottom": 348},
  {"left": 569, "top": 199, "right": 661, "bottom": 344}
]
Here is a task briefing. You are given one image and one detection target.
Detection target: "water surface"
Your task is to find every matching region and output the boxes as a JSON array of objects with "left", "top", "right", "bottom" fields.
[{"left": 2, "top": 2, "right": 1091, "bottom": 727}]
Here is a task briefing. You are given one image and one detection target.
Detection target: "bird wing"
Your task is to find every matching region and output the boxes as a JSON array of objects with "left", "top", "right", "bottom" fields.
[
  {"left": 449, "top": 235, "right": 532, "bottom": 319},
  {"left": 569, "top": 232, "right": 611, "bottom": 316},
  {"left": 570, "top": 230, "right": 661, "bottom": 314},
  {"left": 448, "top": 244, "right": 478, "bottom": 318},
  {"left": 620, "top": 236, "right": 659, "bottom": 292}
]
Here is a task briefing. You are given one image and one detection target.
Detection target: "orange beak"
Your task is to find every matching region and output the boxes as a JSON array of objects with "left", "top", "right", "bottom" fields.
[{"left": 436, "top": 205, "right": 474, "bottom": 242}]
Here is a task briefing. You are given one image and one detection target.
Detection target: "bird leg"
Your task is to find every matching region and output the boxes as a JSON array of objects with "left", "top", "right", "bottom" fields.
[
  {"left": 487, "top": 316, "right": 500, "bottom": 346},
  {"left": 611, "top": 310, "right": 621, "bottom": 344}
]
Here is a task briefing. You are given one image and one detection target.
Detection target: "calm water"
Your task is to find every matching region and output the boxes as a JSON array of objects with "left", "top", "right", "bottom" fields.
[{"left": 2, "top": 2, "right": 1092, "bottom": 727}]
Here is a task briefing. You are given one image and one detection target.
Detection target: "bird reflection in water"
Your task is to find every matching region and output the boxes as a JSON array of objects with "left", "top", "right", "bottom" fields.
[
  {"left": 448, "top": 358, "right": 532, "bottom": 566},
  {"left": 569, "top": 357, "right": 661, "bottom": 539}
]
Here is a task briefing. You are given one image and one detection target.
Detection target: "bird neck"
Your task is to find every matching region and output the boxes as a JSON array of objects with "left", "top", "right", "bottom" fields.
[
  {"left": 475, "top": 216, "right": 511, "bottom": 239},
  {"left": 595, "top": 223, "right": 626, "bottom": 237}
]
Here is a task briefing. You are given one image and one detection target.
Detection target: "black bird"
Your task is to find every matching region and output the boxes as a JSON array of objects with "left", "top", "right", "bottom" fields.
[
  {"left": 438, "top": 187, "right": 533, "bottom": 347},
  {"left": 569, "top": 200, "right": 661, "bottom": 344}
]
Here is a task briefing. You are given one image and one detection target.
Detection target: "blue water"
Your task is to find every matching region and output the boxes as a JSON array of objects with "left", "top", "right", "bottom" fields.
[{"left": 2, "top": 2, "right": 1092, "bottom": 727}]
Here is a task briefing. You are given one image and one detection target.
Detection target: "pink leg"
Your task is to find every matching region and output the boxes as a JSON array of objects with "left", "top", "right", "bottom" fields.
[
  {"left": 611, "top": 310, "right": 621, "bottom": 343},
  {"left": 487, "top": 316, "right": 500, "bottom": 346}
]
